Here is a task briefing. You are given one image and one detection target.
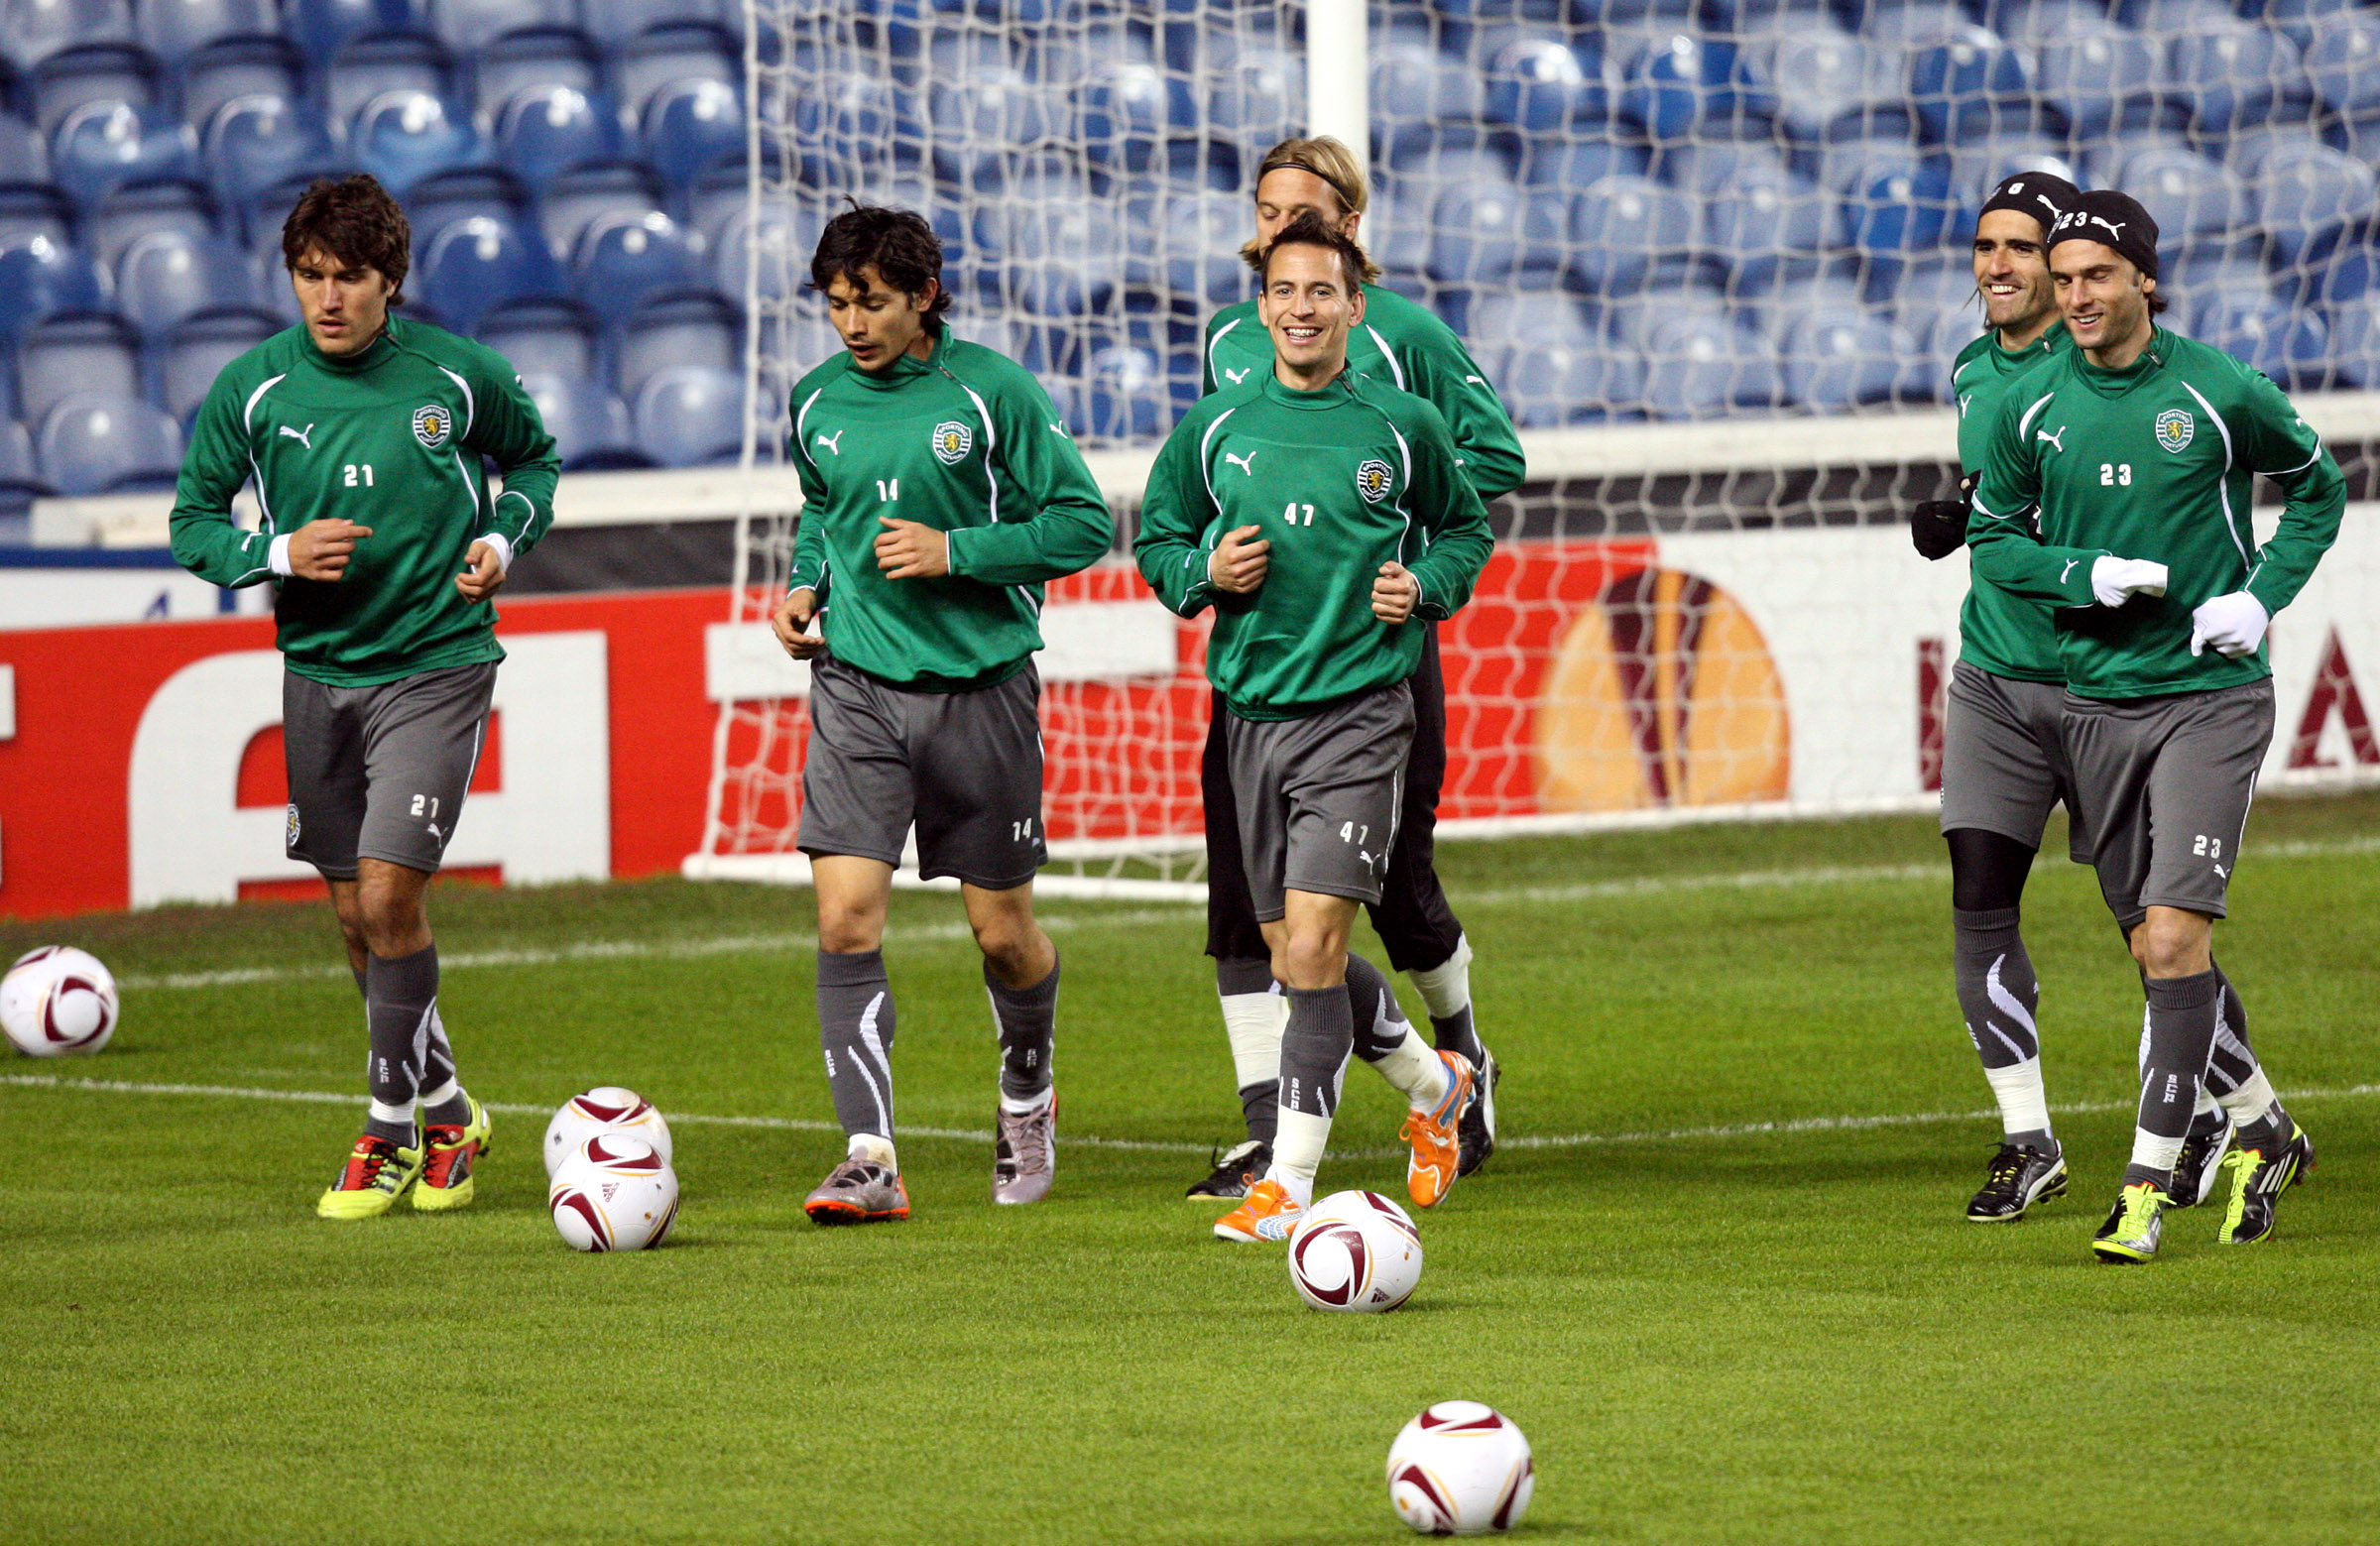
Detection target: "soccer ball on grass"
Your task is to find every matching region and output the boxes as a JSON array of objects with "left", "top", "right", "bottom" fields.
[
  {"left": 1287, "top": 1190, "right": 1422, "bottom": 1312},
  {"left": 2, "top": 946, "right": 119, "bottom": 1057},
  {"left": 1385, "top": 1401, "right": 1535, "bottom": 1535},
  {"left": 542, "top": 1086, "right": 673, "bottom": 1177},
  {"left": 548, "top": 1132, "right": 679, "bottom": 1251}
]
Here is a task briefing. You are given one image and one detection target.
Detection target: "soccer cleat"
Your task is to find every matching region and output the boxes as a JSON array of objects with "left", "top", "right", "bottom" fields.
[
  {"left": 1965, "top": 1141, "right": 2068, "bottom": 1223},
  {"left": 1213, "top": 1178, "right": 1303, "bottom": 1243},
  {"left": 1400, "top": 1050, "right": 1476, "bottom": 1210},
  {"left": 2217, "top": 1123, "right": 2315, "bottom": 1247},
  {"left": 316, "top": 1133, "right": 424, "bottom": 1220},
  {"left": 414, "top": 1095, "right": 492, "bottom": 1213},
  {"left": 1186, "top": 1138, "right": 1271, "bottom": 1201},
  {"left": 2090, "top": 1182, "right": 2169, "bottom": 1263},
  {"left": 1455, "top": 1045, "right": 1499, "bottom": 1179},
  {"left": 804, "top": 1156, "right": 910, "bottom": 1225},
  {"left": 2167, "top": 1112, "right": 2234, "bottom": 1210},
  {"left": 992, "top": 1095, "right": 1056, "bottom": 1206}
]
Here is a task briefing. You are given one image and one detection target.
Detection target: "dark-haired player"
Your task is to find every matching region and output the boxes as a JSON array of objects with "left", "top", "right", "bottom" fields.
[
  {"left": 1137, "top": 213, "right": 1493, "bottom": 1244},
  {"left": 1185, "top": 135, "right": 1525, "bottom": 1203},
  {"left": 168, "top": 174, "right": 559, "bottom": 1218},
  {"left": 1969, "top": 190, "right": 2343, "bottom": 1262},
  {"left": 773, "top": 204, "right": 1111, "bottom": 1224}
]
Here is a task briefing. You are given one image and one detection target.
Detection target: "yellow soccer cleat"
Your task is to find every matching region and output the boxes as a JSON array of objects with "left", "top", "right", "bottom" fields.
[
  {"left": 317, "top": 1133, "right": 424, "bottom": 1220},
  {"left": 414, "top": 1096, "right": 492, "bottom": 1213}
]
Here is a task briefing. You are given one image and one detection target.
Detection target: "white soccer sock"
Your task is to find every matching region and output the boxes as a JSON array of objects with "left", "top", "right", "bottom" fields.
[
  {"left": 1405, "top": 934, "right": 1474, "bottom": 1021},
  {"left": 1372, "top": 1027, "right": 1453, "bottom": 1113},
  {"left": 2215, "top": 1067, "right": 2282, "bottom": 1130},
  {"left": 1268, "top": 1108, "right": 1329, "bottom": 1208},
  {"left": 416, "top": 1078, "right": 460, "bottom": 1110},
  {"left": 2127, "top": 1128, "right": 2185, "bottom": 1179},
  {"left": 1981, "top": 1058, "right": 2053, "bottom": 1141},
  {"left": 848, "top": 1132, "right": 896, "bottom": 1168},
  {"left": 368, "top": 1099, "right": 414, "bottom": 1129},
  {"left": 1221, "top": 990, "right": 1289, "bottom": 1091},
  {"left": 1000, "top": 1086, "right": 1054, "bottom": 1117}
]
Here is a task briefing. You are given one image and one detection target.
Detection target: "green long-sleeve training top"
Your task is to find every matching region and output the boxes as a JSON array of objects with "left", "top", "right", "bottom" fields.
[
  {"left": 1134, "top": 371, "right": 1494, "bottom": 721},
  {"left": 1967, "top": 325, "right": 2346, "bottom": 701},
  {"left": 169, "top": 316, "right": 559, "bottom": 687},
  {"left": 785, "top": 322, "right": 1114, "bottom": 690},
  {"left": 1949, "top": 322, "right": 2071, "bottom": 683}
]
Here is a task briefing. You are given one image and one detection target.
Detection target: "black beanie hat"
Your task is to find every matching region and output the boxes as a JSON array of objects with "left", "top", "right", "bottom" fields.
[
  {"left": 2047, "top": 189, "right": 2160, "bottom": 281},
  {"left": 1977, "top": 171, "right": 2078, "bottom": 236}
]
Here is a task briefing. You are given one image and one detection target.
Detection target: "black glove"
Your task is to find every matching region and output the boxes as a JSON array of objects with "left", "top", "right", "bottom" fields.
[{"left": 1909, "top": 472, "right": 1977, "bottom": 560}]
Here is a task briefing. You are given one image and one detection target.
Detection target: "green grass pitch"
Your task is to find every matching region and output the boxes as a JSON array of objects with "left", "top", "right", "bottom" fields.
[{"left": 4, "top": 793, "right": 2377, "bottom": 1544}]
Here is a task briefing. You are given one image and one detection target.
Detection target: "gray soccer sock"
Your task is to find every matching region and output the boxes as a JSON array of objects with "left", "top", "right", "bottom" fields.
[
  {"left": 988, "top": 954, "right": 1058, "bottom": 1106},
  {"left": 1345, "top": 955, "right": 1413, "bottom": 1064},
  {"left": 1278, "top": 984, "right": 1355, "bottom": 1120},
  {"left": 1238, "top": 1081, "right": 1278, "bottom": 1146},
  {"left": 1429, "top": 1007, "right": 1485, "bottom": 1067},
  {"left": 363, "top": 944, "right": 439, "bottom": 1146},
  {"left": 2124, "top": 970, "right": 2221, "bottom": 1189},
  {"left": 2205, "top": 961, "right": 2289, "bottom": 1150},
  {"left": 1956, "top": 906, "right": 2053, "bottom": 1151},
  {"left": 817, "top": 948, "right": 896, "bottom": 1141}
]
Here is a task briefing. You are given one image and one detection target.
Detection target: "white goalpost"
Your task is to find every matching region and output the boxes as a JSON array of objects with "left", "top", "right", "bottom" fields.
[{"left": 687, "top": 1, "right": 2380, "bottom": 897}]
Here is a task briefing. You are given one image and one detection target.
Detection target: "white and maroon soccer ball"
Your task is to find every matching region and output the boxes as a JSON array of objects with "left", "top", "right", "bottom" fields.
[
  {"left": 548, "top": 1132, "right": 679, "bottom": 1251},
  {"left": 1, "top": 946, "right": 120, "bottom": 1057},
  {"left": 542, "top": 1086, "right": 673, "bottom": 1177},
  {"left": 1287, "top": 1201, "right": 1422, "bottom": 1313},
  {"left": 1385, "top": 1401, "right": 1535, "bottom": 1536},
  {"left": 1298, "top": 1188, "right": 1420, "bottom": 1245}
]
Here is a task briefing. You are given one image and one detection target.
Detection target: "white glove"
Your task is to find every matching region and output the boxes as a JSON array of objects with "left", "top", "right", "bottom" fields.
[
  {"left": 2191, "top": 591, "right": 2269, "bottom": 657},
  {"left": 2090, "top": 555, "right": 2169, "bottom": 607}
]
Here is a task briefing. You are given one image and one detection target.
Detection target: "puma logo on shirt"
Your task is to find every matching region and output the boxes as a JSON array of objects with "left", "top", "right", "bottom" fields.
[
  {"left": 279, "top": 423, "right": 314, "bottom": 449},
  {"left": 815, "top": 429, "right": 845, "bottom": 455},
  {"left": 1224, "top": 450, "right": 1257, "bottom": 476},
  {"left": 2036, "top": 425, "right": 2067, "bottom": 451},
  {"left": 1223, "top": 368, "right": 1250, "bottom": 385}
]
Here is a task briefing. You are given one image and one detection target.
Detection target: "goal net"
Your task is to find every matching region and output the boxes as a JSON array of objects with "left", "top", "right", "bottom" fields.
[{"left": 690, "top": 0, "right": 2380, "bottom": 895}]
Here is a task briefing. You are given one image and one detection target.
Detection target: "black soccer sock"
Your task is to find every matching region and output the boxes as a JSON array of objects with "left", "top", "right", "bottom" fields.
[
  {"left": 988, "top": 953, "right": 1058, "bottom": 1108},
  {"left": 2125, "top": 970, "right": 2221, "bottom": 1189},
  {"left": 1428, "top": 1007, "right": 1485, "bottom": 1068},
  {"left": 1954, "top": 906, "right": 2053, "bottom": 1149},
  {"left": 1278, "top": 985, "right": 1354, "bottom": 1122},
  {"left": 817, "top": 948, "right": 896, "bottom": 1141},
  {"left": 1238, "top": 1081, "right": 1278, "bottom": 1146},
  {"left": 363, "top": 944, "right": 439, "bottom": 1146},
  {"left": 1345, "top": 955, "right": 1410, "bottom": 1065}
]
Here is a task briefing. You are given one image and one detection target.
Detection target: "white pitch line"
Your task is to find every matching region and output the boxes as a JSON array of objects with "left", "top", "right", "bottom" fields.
[
  {"left": 96, "top": 831, "right": 2380, "bottom": 993},
  {"left": 8, "top": 1074, "right": 2377, "bottom": 1159}
]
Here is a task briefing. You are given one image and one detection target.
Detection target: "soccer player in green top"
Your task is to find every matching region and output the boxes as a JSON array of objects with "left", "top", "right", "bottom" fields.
[
  {"left": 167, "top": 175, "right": 559, "bottom": 1218},
  {"left": 1136, "top": 213, "right": 1494, "bottom": 1244},
  {"left": 771, "top": 205, "right": 1112, "bottom": 1224},
  {"left": 1185, "top": 136, "right": 1525, "bottom": 1205},
  {"left": 1968, "top": 189, "right": 2343, "bottom": 1262}
]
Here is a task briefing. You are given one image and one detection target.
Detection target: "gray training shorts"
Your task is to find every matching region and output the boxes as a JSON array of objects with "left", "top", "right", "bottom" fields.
[
  {"left": 1224, "top": 681, "right": 1415, "bottom": 920},
  {"left": 284, "top": 659, "right": 497, "bottom": 880},
  {"left": 2063, "top": 678, "right": 2276, "bottom": 929},
  {"left": 1939, "top": 660, "right": 2088, "bottom": 863},
  {"left": 797, "top": 654, "right": 1047, "bottom": 890}
]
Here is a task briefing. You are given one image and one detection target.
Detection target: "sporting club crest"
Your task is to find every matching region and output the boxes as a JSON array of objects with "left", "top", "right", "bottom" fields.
[
  {"left": 930, "top": 420, "right": 973, "bottom": 465},
  {"left": 285, "top": 802, "right": 300, "bottom": 847},
  {"left": 1355, "top": 458, "right": 1394, "bottom": 504},
  {"left": 2155, "top": 409, "right": 2194, "bottom": 453},
  {"left": 413, "top": 404, "right": 452, "bottom": 449}
]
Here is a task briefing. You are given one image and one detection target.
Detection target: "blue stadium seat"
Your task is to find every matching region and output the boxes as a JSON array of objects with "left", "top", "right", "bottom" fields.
[
  {"left": 1746, "top": 272, "right": 1870, "bottom": 342},
  {"left": 786, "top": 66, "right": 903, "bottom": 190},
  {"left": 431, "top": 0, "right": 580, "bottom": 53},
  {"left": 1601, "top": 288, "right": 1728, "bottom": 351},
  {"left": 1500, "top": 340, "right": 1647, "bottom": 426},
  {"left": 925, "top": 58, "right": 1052, "bottom": 187},
  {"left": 2304, "top": 15, "right": 2380, "bottom": 128},
  {"left": 521, "top": 369, "right": 646, "bottom": 469},
  {"left": 2326, "top": 292, "right": 2380, "bottom": 387},
  {"left": 115, "top": 231, "right": 259, "bottom": 338},
  {"left": 2246, "top": 140, "right": 2380, "bottom": 269},
  {"left": 1985, "top": 0, "right": 2111, "bottom": 42},
  {"left": 616, "top": 288, "right": 737, "bottom": 397},
  {"left": 984, "top": 165, "right": 1127, "bottom": 316},
  {"left": 0, "top": 238, "right": 109, "bottom": 344},
  {"left": 2111, "top": 145, "right": 2249, "bottom": 254},
  {"left": 2260, "top": 0, "right": 2365, "bottom": 54},
  {"left": 1838, "top": 157, "right": 1967, "bottom": 285},
  {"left": 581, "top": 0, "right": 723, "bottom": 51},
  {"left": 1890, "top": 254, "right": 1984, "bottom": 324},
  {"left": 1369, "top": 27, "right": 1485, "bottom": 160},
  {"left": 21, "top": 312, "right": 142, "bottom": 429},
  {"left": 1459, "top": 287, "right": 1598, "bottom": 360},
  {"left": 709, "top": 200, "right": 823, "bottom": 305},
  {"left": 29, "top": 43, "right": 161, "bottom": 135},
  {"left": 1130, "top": 186, "right": 1247, "bottom": 309},
  {"left": 290, "top": 0, "right": 427, "bottom": 62},
  {"left": 1913, "top": 301, "right": 1984, "bottom": 399},
  {"left": 1568, "top": 174, "right": 1700, "bottom": 296},
  {"left": 180, "top": 38, "right": 304, "bottom": 133},
  {"left": 1618, "top": 33, "right": 1744, "bottom": 147},
  {"left": 37, "top": 391, "right": 182, "bottom": 494},
  {"left": 631, "top": 363, "right": 739, "bottom": 466},
  {"left": 1641, "top": 311, "right": 1778, "bottom": 418},
  {"left": 2166, "top": 19, "right": 2315, "bottom": 140},
  {"left": 1843, "top": 2, "right": 1976, "bottom": 48},
  {"left": 614, "top": 22, "right": 738, "bottom": 119},
  {"left": 1656, "top": 142, "right": 1787, "bottom": 197},
  {"left": 474, "top": 25, "right": 602, "bottom": 114},
  {"left": 2191, "top": 291, "right": 2328, "bottom": 388},
  {"left": 350, "top": 90, "right": 483, "bottom": 195},
  {"left": 87, "top": 178, "right": 218, "bottom": 270},
  {"left": 327, "top": 33, "right": 451, "bottom": 129},
  {"left": 1514, "top": 133, "right": 1649, "bottom": 191},
  {"left": 1072, "top": 55, "right": 1189, "bottom": 175},
  {"left": 2300, "top": 236, "right": 2378, "bottom": 310},
  {"left": 51, "top": 104, "right": 196, "bottom": 209},
  {"left": 639, "top": 77, "right": 743, "bottom": 192},
  {"left": 570, "top": 208, "right": 700, "bottom": 324},
  {"left": 1388, "top": 142, "right": 1519, "bottom": 209},
  {"left": 0, "top": 0, "right": 134, "bottom": 76},
  {"left": 138, "top": 0, "right": 280, "bottom": 64},
  {"left": 1205, "top": 43, "right": 1301, "bottom": 144},
  {"left": 1701, "top": 169, "right": 1833, "bottom": 295},
  {"left": 1780, "top": 305, "right": 1910, "bottom": 410},
  {"left": 1069, "top": 338, "right": 1173, "bottom": 441},
  {"left": 2033, "top": 22, "right": 2167, "bottom": 140},
  {"left": 540, "top": 163, "right": 667, "bottom": 259},
  {"left": 0, "top": 114, "right": 48, "bottom": 184},
  {"left": 2163, "top": 251, "right": 2272, "bottom": 303},
  {"left": 2112, "top": 0, "right": 2236, "bottom": 31},
  {"left": 1427, "top": 179, "right": 1568, "bottom": 286},
  {"left": 1750, "top": 28, "right": 1907, "bottom": 143},
  {"left": 0, "top": 185, "right": 70, "bottom": 246},
  {"left": 160, "top": 304, "right": 281, "bottom": 422},
  {"left": 405, "top": 166, "right": 528, "bottom": 243},
  {"left": 478, "top": 297, "right": 597, "bottom": 379},
  {"left": 495, "top": 84, "right": 621, "bottom": 191},
  {"left": 416, "top": 212, "right": 563, "bottom": 330},
  {"left": 1908, "top": 25, "right": 2037, "bottom": 145},
  {"left": 1481, "top": 31, "right": 1604, "bottom": 134},
  {"left": 0, "top": 416, "right": 50, "bottom": 506},
  {"left": 202, "top": 98, "right": 339, "bottom": 220},
  {"left": 245, "top": 238, "right": 304, "bottom": 325}
]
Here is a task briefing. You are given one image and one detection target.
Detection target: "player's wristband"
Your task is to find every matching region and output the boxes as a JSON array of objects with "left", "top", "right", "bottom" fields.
[
  {"left": 268, "top": 533, "right": 295, "bottom": 577},
  {"left": 476, "top": 532, "right": 515, "bottom": 575}
]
